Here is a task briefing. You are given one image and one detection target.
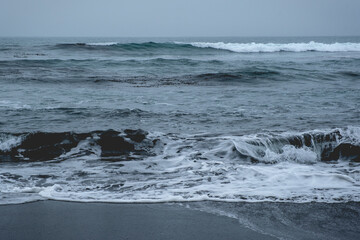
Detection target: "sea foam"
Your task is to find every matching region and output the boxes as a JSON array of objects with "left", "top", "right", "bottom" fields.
[
  {"left": 186, "top": 41, "right": 360, "bottom": 53},
  {"left": 0, "top": 127, "right": 359, "bottom": 205},
  {"left": 87, "top": 42, "right": 119, "bottom": 46}
]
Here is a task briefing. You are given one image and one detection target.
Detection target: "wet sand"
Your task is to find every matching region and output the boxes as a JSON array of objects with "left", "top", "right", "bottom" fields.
[
  {"left": 2, "top": 201, "right": 360, "bottom": 240},
  {"left": 0, "top": 201, "right": 275, "bottom": 240}
]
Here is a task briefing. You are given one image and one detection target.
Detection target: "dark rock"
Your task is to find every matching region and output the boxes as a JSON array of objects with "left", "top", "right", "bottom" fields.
[
  {"left": 320, "top": 144, "right": 336, "bottom": 161},
  {"left": 124, "top": 129, "right": 148, "bottom": 143},
  {"left": 97, "top": 130, "right": 134, "bottom": 157},
  {"left": 332, "top": 143, "right": 360, "bottom": 162},
  {"left": 288, "top": 136, "right": 303, "bottom": 148},
  {"left": 302, "top": 134, "right": 312, "bottom": 147},
  {"left": 0, "top": 129, "right": 160, "bottom": 162},
  {"left": 322, "top": 143, "right": 360, "bottom": 162},
  {"left": 9, "top": 132, "right": 84, "bottom": 161}
]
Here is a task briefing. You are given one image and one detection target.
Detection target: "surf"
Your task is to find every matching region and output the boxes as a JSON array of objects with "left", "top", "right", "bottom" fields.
[{"left": 53, "top": 41, "right": 360, "bottom": 53}]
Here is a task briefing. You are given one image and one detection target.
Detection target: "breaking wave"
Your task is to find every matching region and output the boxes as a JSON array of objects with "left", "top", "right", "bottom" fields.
[
  {"left": 188, "top": 41, "right": 360, "bottom": 53},
  {"left": 1, "top": 127, "right": 359, "bottom": 163},
  {"left": 54, "top": 41, "right": 360, "bottom": 53},
  {"left": 1, "top": 127, "right": 359, "bottom": 204},
  {"left": 230, "top": 127, "right": 360, "bottom": 163}
]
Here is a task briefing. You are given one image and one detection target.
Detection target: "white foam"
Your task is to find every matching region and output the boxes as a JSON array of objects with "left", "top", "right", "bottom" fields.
[
  {"left": 34, "top": 161, "right": 360, "bottom": 204},
  {"left": 87, "top": 42, "right": 119, "bottom": 46},
  {"left": 185, "top": 41, "right": 360, "bottom": 53},
  {"left": 264, "top": 145, "right": 318, "bottom": 164},
  {"left": 0, "top": 134, "right": 23, "bottom": 152},
  {"left": 0, "top": 100, "right": 31, "bottom": 110},
  {"left": 11, "top": 186, "right": 44, "bottom": 193},
  {"left": 340, "top": 126, "right": 360, "bottom": 145},
  {"left": 57, "top": 138, "right": 101, "bottom": 160},
  {"left": 1, "top": 127, "right": 359, "bottom": 205}
]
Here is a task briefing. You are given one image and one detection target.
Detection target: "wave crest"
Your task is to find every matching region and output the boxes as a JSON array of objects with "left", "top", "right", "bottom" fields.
[
  {"left": 230, "top": 127, "right": 360, "bottom": 163},
  {"left": 1, "top": 127, "right": 360, "bottom": 204},
  {"left": 1, "top": 127, "right": 359, "bottom": 163},
  {"left": 54, "top": 41, "right": 360, "bottom": 53},
  {"left": 54, "top": 42, "right": 194, "bottom": 51},
  {"left": 187, "top": 41, "right": 360, "bottom": 53}
]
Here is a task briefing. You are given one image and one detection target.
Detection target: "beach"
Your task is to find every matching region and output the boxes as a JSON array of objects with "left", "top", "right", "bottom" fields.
[
  {"left": 0, "top": 201, "right": 275, "bottom": 240},
  {"left": 1, "top": 201, "right": 360, "bottom": 240}
]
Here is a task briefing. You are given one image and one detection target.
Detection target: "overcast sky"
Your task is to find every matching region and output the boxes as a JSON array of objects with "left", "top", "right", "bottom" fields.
[{"left": 1, "top": 0, "right": 359, "bottom": 37}]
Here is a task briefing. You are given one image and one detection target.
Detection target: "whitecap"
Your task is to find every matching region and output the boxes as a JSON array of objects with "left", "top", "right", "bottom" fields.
[{"left": 185, "top": 41, "right": 360, "bottom": 53}]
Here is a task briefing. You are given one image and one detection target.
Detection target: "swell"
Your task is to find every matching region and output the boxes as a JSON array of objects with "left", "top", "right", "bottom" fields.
[
  {"left": 54, "top": 42, "right": 197, "bottom": 52},
  {"left": 195, "top": 68, "right": 280, "bottom": 81},
  {"left": 0, "top": 58, "right": 223, "bottom": 67},
  {"left": 0, "top": 60, "right": 283, "bottom": 85},
  {"left": 52, "top": 41, "right": 360, "bottom": 53},
  {"left": 92, "top": 69, "right": 282, "bottom": 85}
]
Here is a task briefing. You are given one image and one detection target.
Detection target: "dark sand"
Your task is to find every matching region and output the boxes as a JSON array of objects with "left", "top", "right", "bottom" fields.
[
  {"left": 188, "top": 201, "right": 360, "bottom": 240},
  {"left": 0, "top": 201, "right": 275, "bottom": 240},
  {"left": 1, "top": 201, "right": 360, "bottom": 240}
]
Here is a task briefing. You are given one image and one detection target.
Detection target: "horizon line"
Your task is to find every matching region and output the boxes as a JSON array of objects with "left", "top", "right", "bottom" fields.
[{"left": 1, "top": 35, "right": 360, "bottom": 38}]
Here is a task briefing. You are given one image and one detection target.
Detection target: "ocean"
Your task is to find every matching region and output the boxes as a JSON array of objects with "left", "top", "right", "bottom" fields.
[{"left": 0, "top": 36, "right": 359, "bottom": 206}]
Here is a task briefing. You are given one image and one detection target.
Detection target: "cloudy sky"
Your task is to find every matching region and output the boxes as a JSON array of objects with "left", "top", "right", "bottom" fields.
[{"left": 1, "top": 0, "right": 359, "bottom": 37}]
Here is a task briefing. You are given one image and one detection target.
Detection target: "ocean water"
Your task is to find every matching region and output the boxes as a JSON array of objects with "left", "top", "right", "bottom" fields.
[{"left": 0, "top": 37, "right": 360, "bottom": 205}]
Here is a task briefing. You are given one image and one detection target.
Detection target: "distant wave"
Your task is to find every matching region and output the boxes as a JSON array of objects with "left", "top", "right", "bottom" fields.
[
  {"left": 187, "top": 41, "right": 360, "bottom": 53},
  {"left": 54, "top": 42, "right": 195, "bottom": 51},
  {"left": 92, "top": 69, "right": 281, "bottom": 84},
  {"left": 195, "top": 69, "right": 280, "bottom": 81},
  {"left": 54, "top": 41, "right": 360, "bottom": 53},
  {"left": 87, "top": 42, "right": 119, "bottom": 46}
]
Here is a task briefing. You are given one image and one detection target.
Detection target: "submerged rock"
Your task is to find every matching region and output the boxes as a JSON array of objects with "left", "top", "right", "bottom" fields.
[
  {"left": 0, "top": 129, "right": 159, "bottom": 162},
  {"left": 7, "top": 132, "right": 85, "bottom": 161},
  {"left": 97, "top": 130, "right": 134, "bottom": 157},
  {"left": 124, "top": 129, "right": 148, "bottom": 142},
  {"left": 330, "top": 143, "right": 360, "bottom": 162}
]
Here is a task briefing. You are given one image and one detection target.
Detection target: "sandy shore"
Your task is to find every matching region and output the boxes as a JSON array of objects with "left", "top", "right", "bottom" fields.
[
  {"left": 0, "top": 201, "right": 275, "bottom": 240},
  {"left": 1, "top": 201, "right": 359, "bottom": 240}
]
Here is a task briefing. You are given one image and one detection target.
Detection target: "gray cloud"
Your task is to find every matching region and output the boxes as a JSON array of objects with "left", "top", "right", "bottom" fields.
[{"left": 1, "top": 0, "right": 359, "bottom": 37}]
